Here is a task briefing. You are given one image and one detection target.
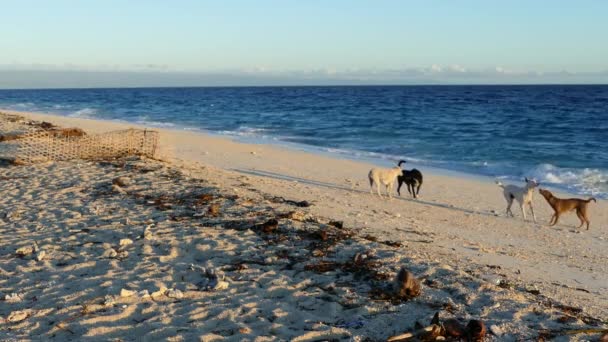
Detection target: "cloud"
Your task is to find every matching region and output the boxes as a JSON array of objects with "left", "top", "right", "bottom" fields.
[{"left": 0, "top": 64, "right": 606, "bottom": 88}]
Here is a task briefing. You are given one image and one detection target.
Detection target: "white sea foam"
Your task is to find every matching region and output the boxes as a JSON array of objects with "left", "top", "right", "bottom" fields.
[
  {"left": 526, "top": 163, "right": 608, "bottom": 197},
  {"left": 134, "top": 115, "right": 176, "bottom": 128},
  {"left": 7, "top": 102, "right": 35, "bottom": 110},
  {"left": 69, "top": 108, "right": 98, "bottom": 118},
  {"left": 235, "top": 126, "right": 268, "bottom": 135},
  {"left": 217, "top": 126, "right": 270, "bottom": 137}
]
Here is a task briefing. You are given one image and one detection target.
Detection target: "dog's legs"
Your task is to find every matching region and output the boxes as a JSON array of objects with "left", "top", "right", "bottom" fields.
[
  {"left": 376, "top": 182, "right": 383, "bottom": 198},
  {"left": 575, "top": 210, "right": 585, "bottom": 229},
  {"left": 416, "top": 183, "right": 421, "bottom": 197},
  {"left": 520, "top": 203, "right": 527, "bottom": 221},
  {"left": 580, "top": 207, "right": 591, "bottom": 230},
  {"left": 551, "top": 213, "right": 560, "bottom": 226},
  {"left": 529, "top": 203, "right": 537, "bottom": 223},
  {"left": 386, "top": 184, "right": 392, "bottom": 199},
  {"left": 408, "top": 183, "right": 415, "bottom": 198},
  {"left": 369, "top": 178, "right": 374, "bottom": 195},
  {"left": 397, "top": 180, "right": 402, "bottom": 196},
  {"left": 548, "top": 213, "right": 556, "bottom": 225},
  {"left": 505, "top": 199, "right": 514, "bottom": 217}
]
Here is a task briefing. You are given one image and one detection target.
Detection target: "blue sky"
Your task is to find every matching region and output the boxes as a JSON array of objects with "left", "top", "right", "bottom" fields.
[{"left": 1, "top": 0, "right": 607, "bottom": 87}]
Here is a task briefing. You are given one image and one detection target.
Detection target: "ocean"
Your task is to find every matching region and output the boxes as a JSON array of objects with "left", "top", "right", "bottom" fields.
[{"left": 1, "top": 85, "right": 607, "bottom": 198}]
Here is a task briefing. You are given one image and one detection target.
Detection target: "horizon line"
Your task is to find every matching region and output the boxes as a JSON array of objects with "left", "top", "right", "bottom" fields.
[{"left": 2, "top": 83, "right": 608, "bottom": 91}]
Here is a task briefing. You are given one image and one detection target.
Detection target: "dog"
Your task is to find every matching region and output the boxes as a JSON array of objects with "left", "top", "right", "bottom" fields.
[
  {"left": 369, "top": 160, "right": 406, "bottom": 199},
  {"left": 538, "top": 188, "right": 596, "bottom": 230},
  {"left": 397, "top": 165, "right": 423, "bottom": 198},
  {"left": 496, "top": 178, "right": 539, "bottom": 222}
]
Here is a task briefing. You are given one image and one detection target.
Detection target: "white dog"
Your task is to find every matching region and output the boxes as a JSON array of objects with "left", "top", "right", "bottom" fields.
[
  {"left": 368, "top": 160, "right": 405, "bottom": 199},
  {"left": 496, "top": 178, "right": 540, "bottom": 222}
]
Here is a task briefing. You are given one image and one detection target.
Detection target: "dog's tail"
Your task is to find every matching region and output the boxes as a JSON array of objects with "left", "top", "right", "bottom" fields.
[
  {"left": 586, "top": 197, "right": 597, "bottom": 203},
  {"left": 495, "top": 180, "right": 505, "bottom": 188}
]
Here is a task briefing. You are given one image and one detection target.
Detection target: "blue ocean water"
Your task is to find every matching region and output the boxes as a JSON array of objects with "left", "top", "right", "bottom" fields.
[{"left": 1, "top": 85, "right": 607, "bottom": 197}]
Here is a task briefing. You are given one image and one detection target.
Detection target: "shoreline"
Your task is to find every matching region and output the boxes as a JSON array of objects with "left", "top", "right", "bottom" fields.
[
  {"left": 1, "top": 109, "right": 607, "bottom": 339},
  {"left": 1, "top": 107, "right": 600, "bottom": 199}
]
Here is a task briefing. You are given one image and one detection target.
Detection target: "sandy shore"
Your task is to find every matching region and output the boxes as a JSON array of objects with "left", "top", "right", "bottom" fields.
[{"left": 1, "top": 109, "right": 607, "bottom": 340}]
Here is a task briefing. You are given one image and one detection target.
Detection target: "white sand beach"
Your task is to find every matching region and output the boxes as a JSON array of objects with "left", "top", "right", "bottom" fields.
[{"left": 1, "top": 109, "right": 607, "bottom": 341}]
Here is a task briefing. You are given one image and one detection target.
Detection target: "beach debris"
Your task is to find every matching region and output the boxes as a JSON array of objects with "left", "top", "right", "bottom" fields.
[
  {"left": 388, "top": 314, "right": 488, "bottom": 342},
  {"left": 117, "top": 250, "right": 129, "bottom": 259},
  {"left": 266, "top": 195, "right": 312, "bottom": 207},
  {"left": 111, "top": 184, "right": 126, "bottom": 194},
  {"left": 138, "top": 290, "right": 150, "bottom": 298},
  {"left": 394, "top": 267, "right": 421, "bottom": 299},
  {"left": 279, "top": 210, "right": 307, "bottom": 221},
  {"left": 4, "top": 293, "right": 23, "bottom": 303},
  {"left": 600, "top": 332, "right": 608, "bottom": 342},
  {"left": 382, "top": 240, "right": 403, "bottom": 248},
  {"left": 120, "top": 289, "right": 136, "bottom": 297},
  {"left": 305, "top": 251, "right": 387, "bottom": 281},
  {"left": 370, "top": 267, "right": 421, "bottom": 302},
  {"left": 112, "top": 176, "right": 132, "bottom": 187},
  {"left": 15, "top": 246, "right": 34, "bottom": 258},
  {"left": 362, "top": 234, "right": 378, "bottom": 242},
  {"left": 387, "top": 324, "right": 442, "bottom": 341},
  {"left": 165, "top": 288, "right": 184, "bottom": 299},
  {"left": 195, "top": 193, "right": 215, "bottom": 205},
  {"left": 15, "top": 244, "right": 37, "bottom": 258},
  {"left": 142, "top": 225, "right": 153, "bottom": 239},
  {"left": 207, "top": 203, "right": 221, "bottom": 217},
  {"left": 102, "top": 248, "right": 128, "bottom": 260},
  {"left": 328, "top": 220, "right": 344, "bottom": 229},
  {"left": 119, "top": 238, "right": 134, "bottom": 248},
  {"left": 103, "top": 295, "right": 116, "bottom": 306},
  {"left": 443, "top": 319, "right": 466, "bottom": 337},
  {"left": 150, "top": 287, "right": 167, "bottom": 300},
  {"left": 288, "top": 199, "right": 312, "bottom": 207},
  {"left": 7, "top": 310, "right": 29, "bottom": 323},
  {"left": 50, "top": 127, "right": 86, "bottom": 138},
  {"left": 489, "top": 324, "right": 504, "bottom": 337},
  {"left": 102, "top": 248, "right": 118, "bottom": 259},
  {"left": 525, "top": 284, "right": 541, "bottom": 295},
  {"left": 466, "top": 320, "right": 486, "bottom": 341},
  {"left": 254, "top": 218, "right": 279, "bottom": 233},
  {"left": 191, "top": 265, "right": 229, "bottom": 291},
  {"left": 305, "top": 261, "right": 339, "bottom": 273}
]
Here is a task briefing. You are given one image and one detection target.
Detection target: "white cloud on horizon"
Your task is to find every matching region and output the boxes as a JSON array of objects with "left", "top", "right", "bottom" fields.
[{"left": 0, "top": 63, "right": 607, "bottom": 88}]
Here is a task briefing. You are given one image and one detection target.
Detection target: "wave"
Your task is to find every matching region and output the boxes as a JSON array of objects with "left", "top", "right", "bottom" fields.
[
  {"left": 69, "top": 108, "right": 98, "bottom": 118},
  {"left": 133, "top": 115, "right": 177, "bottom": 128},
  {"left": 525, "top": 163, "right": 608, "bottom": 197},
  {"left": 216, "top": 126, "right": 272, "bottom": 138},
  {"left": 3, "top": 102, "right": 36, "bottom": 111}
]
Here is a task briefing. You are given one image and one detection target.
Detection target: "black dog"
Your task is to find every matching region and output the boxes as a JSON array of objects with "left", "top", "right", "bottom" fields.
[{"left": 397, "top": 166, "right": 423, "bottom": 198}]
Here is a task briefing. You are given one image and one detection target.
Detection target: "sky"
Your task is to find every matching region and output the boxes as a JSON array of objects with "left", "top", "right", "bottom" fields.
[{"left": 1, "top": 0, "right": 607, "bottom": 88}]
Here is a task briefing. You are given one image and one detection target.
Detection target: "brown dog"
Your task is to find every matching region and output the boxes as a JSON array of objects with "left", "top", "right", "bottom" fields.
[{"left": 538, "top": 188, "right": 596, "bottom": 230}]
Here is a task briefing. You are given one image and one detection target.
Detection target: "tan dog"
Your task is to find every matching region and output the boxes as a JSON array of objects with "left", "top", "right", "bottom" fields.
[{"left": 538, "top": 188, "right": 596, "bottom": 230}]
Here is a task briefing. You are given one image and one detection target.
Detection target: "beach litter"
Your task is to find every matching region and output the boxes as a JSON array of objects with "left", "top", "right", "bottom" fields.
[
  {"left": 387, "top": 313, "right": 487, "bottom": 342},
  {"left": 190, "top": 265, "right": 230, "bottom": 291},
  {"left": 7, "top": 310, "right": 30, "bottom": 324}
]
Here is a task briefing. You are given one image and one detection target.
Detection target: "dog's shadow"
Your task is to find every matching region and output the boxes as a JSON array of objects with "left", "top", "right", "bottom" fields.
[{"left": 232, "top": 168, "right": 501, "bottom": 219}]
